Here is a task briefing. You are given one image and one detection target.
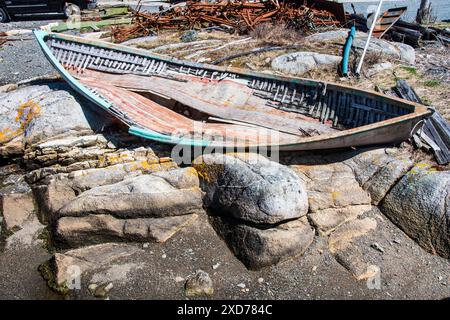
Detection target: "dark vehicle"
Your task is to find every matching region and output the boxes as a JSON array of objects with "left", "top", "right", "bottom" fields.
[{"left": 0, "top": 0, "right": 97, "bottom": 22}]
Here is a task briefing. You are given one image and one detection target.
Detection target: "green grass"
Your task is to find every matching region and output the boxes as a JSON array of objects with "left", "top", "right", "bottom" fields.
[
  {"left": 423, "top": 79, "right": 441, "bottom": 87},
  {"left": 401, "top": 66, "right": 418, "bottom": 76}
]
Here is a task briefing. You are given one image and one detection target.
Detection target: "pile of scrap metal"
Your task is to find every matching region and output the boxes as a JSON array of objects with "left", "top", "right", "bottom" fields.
[
  {"left": 112, "top": 0, "right": 344, "bottom": 43},
  {"left": 350, "top": 13, "right": 450, "bottom": 48}
]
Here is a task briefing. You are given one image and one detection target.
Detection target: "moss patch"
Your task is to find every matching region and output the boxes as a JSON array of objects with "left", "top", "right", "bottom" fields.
[
  {"left": 38, "top": 260, "right": 70, "bottom": 296},
  {"left": 423, "top": 79, "right": 441, "bottom": 87},
  {"left": 37, "top": 227, "right": 56, "bottom": 254},
  {"left": 401, "top": 66, "right": 418, "bottom": 76}
]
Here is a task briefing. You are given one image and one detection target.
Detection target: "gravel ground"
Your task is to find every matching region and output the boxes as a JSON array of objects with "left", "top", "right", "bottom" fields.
[{"left": 0, "top": 17, "right": 63, "bottom": 86}]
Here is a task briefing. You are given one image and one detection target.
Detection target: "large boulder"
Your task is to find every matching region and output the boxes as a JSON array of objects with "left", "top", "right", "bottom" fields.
[
  {"left": 271, "top": 52, "right": 341, "bottom": 75},
  {"left": 381, "top": 164, "right": 450, "bottom": 258},
  {"left": 193, "top": 153, "right": 308, "bottom": 225},
  {"left": 211, "top": 215, "right": 314, "bottom": 270},
  {"left": 57, "top": 168, "right": 204, "bottom": 219}
]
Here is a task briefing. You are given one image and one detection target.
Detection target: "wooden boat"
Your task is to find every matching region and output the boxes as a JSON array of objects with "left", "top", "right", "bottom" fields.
[{"left": 34, "top": 30, "right": 431, "bottom": 151}]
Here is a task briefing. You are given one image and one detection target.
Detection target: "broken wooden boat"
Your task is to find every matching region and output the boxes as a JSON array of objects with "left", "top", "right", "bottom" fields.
[{"left": 34, "top": 30, "right": 431, "bottom": 151}]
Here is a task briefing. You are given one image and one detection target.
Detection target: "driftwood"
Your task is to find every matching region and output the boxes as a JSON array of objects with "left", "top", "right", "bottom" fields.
[
  {"left": 393, "top": 79, "right": 423, "bottom": 104},
  {"left": 394, "top": 80, "right": 450, "bottom": 164}
]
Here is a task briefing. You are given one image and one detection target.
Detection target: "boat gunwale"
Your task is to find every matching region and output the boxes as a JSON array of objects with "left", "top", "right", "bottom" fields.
[{"left": 34, "top": 30, "right": 432, "bottom": 150}]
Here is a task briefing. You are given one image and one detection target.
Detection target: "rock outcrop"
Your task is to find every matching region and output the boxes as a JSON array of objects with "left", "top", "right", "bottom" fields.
[
  {"left": 57, "top": 168, "right": 203, "bottom": 219},
  {"left": 53, "top": 168, "right": 203, "bottom": 247},
  {"left": 381, "top": 163, "right": 450, "bottom": 258},
  {"left": 55, "top": 214, "right": 199, "bottom": 247},
  {"left": 31, "top": 153, "right": 177, "bottom": 221},
  {"left": 345, "top": 147, "right": 414, "bottom": 205},
  {"left": 289, "top": 147, "right": 416, "bottom": 279},
  {"left": 194, "top": 153, "right": 312, "bottom": 269},
  {"left": 271, "top": 52, "right": 342, "bottom": 75},
  {"left": 0, "top": 83, "right": 115, "bottom": 158}
]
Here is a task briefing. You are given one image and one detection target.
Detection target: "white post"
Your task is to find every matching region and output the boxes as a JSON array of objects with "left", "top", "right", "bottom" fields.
[{"left": 355, "top": 0, "right": 384, "bottom": 75}]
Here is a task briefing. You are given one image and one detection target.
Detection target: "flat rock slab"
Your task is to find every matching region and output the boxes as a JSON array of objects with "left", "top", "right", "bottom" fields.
[
  {"left": 0, "top": 83, "right": 114, "bottom": 155},
  {"left": 51, "top": 243, "right": 142, "bottom": 286},
  {"left": 58, "top": 168, "right": 204, "bottom": 219},
  {"left": 0, "top": 190, "right": 35, "bottom": 230},
  {"left": 292, "top": 161, "right": 371, "bottom": 212},
  {"left": 211, "top": 216, "right": 314, "bottom": 270},
  {"left": 5, "top": 217, "right": 45, "bottom": 250},
  {"left": 54, "top": 213, "right": 199, "bottom": 248},
  {"left": 271, "top": 52, "right": 341, "bottom": 75},
  {"left": 194, "top": 153, "right": 308, "bottom": 225},
  {"left": 328, "top": 217, "right": 378, "bottom": 254},
  {"left": 381, "top": 164, "right": 450, "bottom": 258},
  {"left": 309, "top": 205, "right": 373, "bottom": 236}
]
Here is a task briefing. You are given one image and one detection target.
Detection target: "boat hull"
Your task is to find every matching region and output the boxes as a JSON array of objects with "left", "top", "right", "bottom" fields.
[{"left": 33, "top": 30, "right": 432, "bottom": 151}]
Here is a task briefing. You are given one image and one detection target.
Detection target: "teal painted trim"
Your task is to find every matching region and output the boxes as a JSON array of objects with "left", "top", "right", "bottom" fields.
[
  {"left": 341, "top": 26, "right": 356, "bottom": 76},
  {"left": 129, "top": 126, "right": 211, "bottom": 147},
  {"left": 32, "top": 30, "right": 112, "bottom": 111}
]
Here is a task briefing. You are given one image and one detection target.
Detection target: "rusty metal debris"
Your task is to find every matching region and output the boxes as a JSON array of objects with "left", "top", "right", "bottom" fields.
[{"left": 112, "top": 0, "right": 343, "bottom": 43}]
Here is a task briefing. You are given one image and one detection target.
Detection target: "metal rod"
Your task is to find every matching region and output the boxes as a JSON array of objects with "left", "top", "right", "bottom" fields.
[{"left": 355, "top": 0, "right": 384, "bottom": 75}]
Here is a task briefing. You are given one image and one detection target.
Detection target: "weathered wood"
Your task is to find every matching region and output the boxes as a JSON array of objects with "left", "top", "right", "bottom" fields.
[
  {"left": 393, "top": 80, "right": 423, "bottom": 104},
  {"left": 394, "top": 81, "right": 449, "bottom": 164},
  {"left": 422, "top": 119, "right": 450, "bottom": 164},
  {"left": 34, "top": 30, "right": 433, "bottom": 151}
]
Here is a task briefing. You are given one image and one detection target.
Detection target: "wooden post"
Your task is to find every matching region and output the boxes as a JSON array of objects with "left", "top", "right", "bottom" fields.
[{"left": 416, "top": 0, "right": 432, "bottom": 24}]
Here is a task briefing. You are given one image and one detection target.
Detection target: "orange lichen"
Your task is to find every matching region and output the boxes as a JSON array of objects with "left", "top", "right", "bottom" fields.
[{"left": 0, "top": 100, "right": 41, "bottom": 144}]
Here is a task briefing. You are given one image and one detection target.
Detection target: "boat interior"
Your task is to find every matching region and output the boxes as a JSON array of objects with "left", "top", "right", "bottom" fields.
[{"left": 43, "top": 35, "right": 422, "bottom": 147}]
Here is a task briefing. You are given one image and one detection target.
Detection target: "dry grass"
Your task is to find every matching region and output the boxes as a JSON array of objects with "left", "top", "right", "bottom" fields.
[
  {"left": 363, "top": 51, "right": 383, "bottom": 66},
  {"left": 129, "top": 28, "right": 450, "bottom": 121},
  {"left": 249, "top": 22, "right": 305, "bottom": 45}
]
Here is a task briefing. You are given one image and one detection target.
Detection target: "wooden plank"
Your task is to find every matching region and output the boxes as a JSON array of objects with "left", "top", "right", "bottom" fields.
[
  {"left": 430, "top": 111, "right": 450, "bottom": 147},
  {"left": 423, "top": 117, "right": 450, "bottom": 164},
  {"left": 394, "top": 80, "right": 423, "bottom": 104}
]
